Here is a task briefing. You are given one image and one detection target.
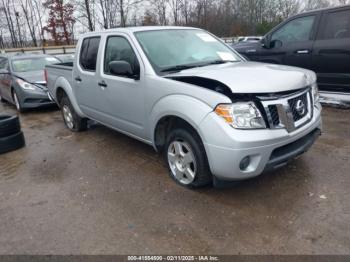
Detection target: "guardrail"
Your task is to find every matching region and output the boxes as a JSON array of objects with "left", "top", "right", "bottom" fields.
[
  {"left": 0, "top": 37, "right": 235, "bottom": 56},
  {"left": 0, "top": 45, "right": 76, "bottom": 56}
]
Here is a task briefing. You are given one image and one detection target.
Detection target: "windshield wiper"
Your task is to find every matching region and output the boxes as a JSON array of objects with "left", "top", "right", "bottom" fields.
[
  {"left": 205, "top": 60, "right": 236, "bottom": 65},
  {"left": 160, "top": 64, "right": 199, "bottom": 73}
]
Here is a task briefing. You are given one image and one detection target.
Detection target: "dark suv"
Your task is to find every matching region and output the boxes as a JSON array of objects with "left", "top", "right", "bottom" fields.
[{"left": 233, "top": 5, "right": 350, "bottom": 98}]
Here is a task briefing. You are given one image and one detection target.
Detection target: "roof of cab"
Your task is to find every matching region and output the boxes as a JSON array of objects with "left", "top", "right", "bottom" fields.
[
  {"left": 294, "top": 4, "right": 350, "bottom": 16},
  {"left": 81, "top": 26, "right": 201, "bottom": 37}
]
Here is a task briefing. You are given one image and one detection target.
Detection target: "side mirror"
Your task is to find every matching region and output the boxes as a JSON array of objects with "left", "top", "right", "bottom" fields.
[
  {"left": 261, "top": 36, "right": 270, "bottom": 49},
  {"left": 270, "top": 39, "right": 283, "bottom": 48},
  {"left": 108, "top": 61, "right": 139, "bottom": 79},
  {"left": 0, "top": 69, "right": 9, "bottom": 74}
]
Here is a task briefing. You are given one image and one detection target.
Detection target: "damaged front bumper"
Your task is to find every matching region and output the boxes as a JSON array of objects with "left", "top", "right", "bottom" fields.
[{"left": 199, "top": 105, "right": 322, "bottom": 181}]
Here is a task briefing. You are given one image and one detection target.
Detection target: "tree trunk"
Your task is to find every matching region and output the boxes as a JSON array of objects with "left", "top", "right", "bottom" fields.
[
  {"left": 84, "top": 0, "right": 94, "bottom": 31},
  {"left": 20, "top": 0, "right": 38, "bottom": 47}
]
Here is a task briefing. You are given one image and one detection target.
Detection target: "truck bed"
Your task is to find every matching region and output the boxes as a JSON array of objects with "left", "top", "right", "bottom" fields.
[{"left": 46, "top": 62, "right": 74, "bottom": 103}]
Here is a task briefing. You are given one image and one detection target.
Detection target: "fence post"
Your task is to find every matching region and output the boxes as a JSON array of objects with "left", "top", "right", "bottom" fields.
[{"left": 63, "top": 46, "right": 66, "bottom": 54}]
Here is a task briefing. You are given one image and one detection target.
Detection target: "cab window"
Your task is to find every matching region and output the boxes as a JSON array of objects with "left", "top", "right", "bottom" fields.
[
  {"left": 272, "top": 16, "right": 316, "bottom": 43},
  {"left": 80, "top": 37, "right": 101, "bottom": 72},
  {"left": 104, "top": 36, "right": 140, "bottom": 77}
]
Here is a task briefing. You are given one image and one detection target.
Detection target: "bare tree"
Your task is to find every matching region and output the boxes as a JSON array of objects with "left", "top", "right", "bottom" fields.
[
  {"left": 84, "top": 0, "right": 95, "bottom": 31},
  {"left": 303, "top": 0, "right": 330, "bottom": 11},
  {"left": 1, "top": 0, "right": 349, "bottom": 48},
  {"left": 169, "top": 0, "right": 181, "bottom": 25},
  {"left": 151, "top": 0, "right": 168, "bottom": 25},
  {"left": 19, "top": 0, "right": 38, "bottom": 46},
  {"left": 74, "top": 0, "right": 95, "bottom": 31},
  {"left": 118, "top": 0, "right": 143, "bottom": 27},
  {"left": 1, "top": 0, "right": 18, "bottom": 47}
]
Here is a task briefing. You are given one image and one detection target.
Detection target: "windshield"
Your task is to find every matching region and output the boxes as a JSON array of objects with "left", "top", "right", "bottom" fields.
[
  {"left": 134, "top": 29, "right": 241, "bottom": 74},
  {"left": 12, "top": 57, "right": 60, "bottom": 72}
]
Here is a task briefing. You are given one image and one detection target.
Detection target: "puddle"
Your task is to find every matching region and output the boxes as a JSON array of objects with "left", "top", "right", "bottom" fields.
[{"left": 0, "top": 155, "right": 25, "bottom": 180}]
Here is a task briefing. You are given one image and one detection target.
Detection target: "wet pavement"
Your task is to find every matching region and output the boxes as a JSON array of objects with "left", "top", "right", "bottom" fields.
[{"left": 0, "top": 101, "right": 349, "bottom": 255}]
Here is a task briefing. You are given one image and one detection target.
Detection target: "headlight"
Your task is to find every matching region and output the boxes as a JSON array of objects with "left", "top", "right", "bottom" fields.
[
  {"left": 215, "top": 102, "right": 266, "bottom": 129},
  {"left": 16, "top": 79, "right": 36, "bottom": 90},
  {"left": 312, "top": 83, "right": 319, "bottom": 104}
]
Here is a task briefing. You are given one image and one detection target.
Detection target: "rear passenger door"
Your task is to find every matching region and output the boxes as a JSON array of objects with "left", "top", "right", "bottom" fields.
[
  {"left": 73, "top": 36, "right": 103, "bottom": 120},
  {"left": 311, "top": 8, "right": 350, "bottom": 93}
]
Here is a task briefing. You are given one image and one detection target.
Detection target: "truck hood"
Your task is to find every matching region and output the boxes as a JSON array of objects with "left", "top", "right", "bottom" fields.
[{"left": 167, "top": 62, "right": 316, "bottom": 94}]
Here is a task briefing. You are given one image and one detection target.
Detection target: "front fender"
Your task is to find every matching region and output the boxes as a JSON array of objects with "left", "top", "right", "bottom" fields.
[
  {"left": 54, "top": 76, "right": 85, "bottom": 117},
  {"left": 149, "top": 94, "right": 214, "bottom": 146}
]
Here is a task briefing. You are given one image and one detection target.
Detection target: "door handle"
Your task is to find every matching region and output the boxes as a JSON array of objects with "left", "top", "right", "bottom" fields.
[
  {"left": 75, "top": 76, "right": 82, "bottom": 82},
  {"left": 98, "top": 81, "right": 108, "bottom": 88},
  {"left": 296, "top": 50, "right": 310, "bottom": 54}
]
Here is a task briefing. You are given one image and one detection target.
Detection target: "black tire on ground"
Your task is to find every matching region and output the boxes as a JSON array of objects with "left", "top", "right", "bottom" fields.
[
  {"left": 164, "top": 128, "right": 212, "bottom": 188},
  {"left": 0, "top": 115, "right": 21, "bottom": 138},
  {"left": 0, "top": 131, "right": 25, "bottom": 155},
  {"left": 60, "top": 96, "right": 88, "bottom": 132}
]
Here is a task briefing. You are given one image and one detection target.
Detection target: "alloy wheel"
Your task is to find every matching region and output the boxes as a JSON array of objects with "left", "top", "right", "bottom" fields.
[
  {"left": 167, "top": 140, "right": 197, "bottom": 185},
  {"left": 62, "top": 105, "right": 74, "bottom": 130},
  {"left": 13, "top": 93, "right": 20, "bottom": 111}
]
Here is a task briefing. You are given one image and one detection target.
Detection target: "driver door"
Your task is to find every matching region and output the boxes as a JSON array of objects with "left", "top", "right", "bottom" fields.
[
  {"left": 261, "top": 14, "right": 319, "bottom": 70},
  {"left": 97, "top": 34, "right": 146, "bottom": 139}
]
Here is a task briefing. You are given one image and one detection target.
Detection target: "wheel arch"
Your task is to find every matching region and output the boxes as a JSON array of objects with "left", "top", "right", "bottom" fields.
[
  {"left": 154, "top": 115, "right": 205, "bottom": 152},
  {"left": 56, "top": 87, "right": 66, "bottom": 106},
  {"left": 151, "top": 95, "right": 213, "bottom": 152},
  {"left": 53, "top": 77, "right": 85, "bottom": 117}
]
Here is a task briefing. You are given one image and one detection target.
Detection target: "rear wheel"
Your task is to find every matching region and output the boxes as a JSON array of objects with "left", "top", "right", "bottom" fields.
[
  {"left": 60, "top": 96, "right": 87, "bottom": 132},
  {"left": 164, "top": 128, "right": 212, "bottom": 188}
]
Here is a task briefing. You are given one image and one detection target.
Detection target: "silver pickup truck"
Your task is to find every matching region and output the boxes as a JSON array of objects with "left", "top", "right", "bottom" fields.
[{"left": 46, "top": 26, "right": 322, "bottom": 188}]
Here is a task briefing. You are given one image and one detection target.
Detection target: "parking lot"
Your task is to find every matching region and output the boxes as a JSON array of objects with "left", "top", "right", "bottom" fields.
[{"left": 0, "top": 101, "right": 349, "bottom": 255}]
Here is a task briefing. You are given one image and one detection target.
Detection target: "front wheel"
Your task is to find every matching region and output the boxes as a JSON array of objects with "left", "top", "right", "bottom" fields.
[
  {"left": 60, "top": 96, "right": 87, "bottom": 132},
  {"left": 0, "top": 92, "right": 5, "bottom": 102},
  {"left": 164, "top": 128, "right": 212, "bottom": 188},
  {"left": 12, "top": 90, "right": 24, "bottom": 113}
]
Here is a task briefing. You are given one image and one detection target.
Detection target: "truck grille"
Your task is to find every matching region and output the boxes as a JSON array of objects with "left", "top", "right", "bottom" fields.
[
  {"left": 261, "top": 88, "right": 313, "bottom": 133},
  {"left": 268, "top": 105, "right": 280, "bottom": 126},
  {"left": 288, "top": 93, "right": 309, "bottom": 121}
]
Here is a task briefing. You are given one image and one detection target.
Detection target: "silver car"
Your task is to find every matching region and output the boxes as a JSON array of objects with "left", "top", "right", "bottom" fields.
[{"left": 46, "top": 27, "right": 322, "bottom": 188}]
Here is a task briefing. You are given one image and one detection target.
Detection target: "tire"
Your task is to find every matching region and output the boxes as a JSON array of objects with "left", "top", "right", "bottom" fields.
[
  {"left": 164, "top": 128, "right": 212, "bottom": 188},
  {"left": 0, "top": 115, "right": 21, "bottom": 138},
  {"left": 60, "top": 96, "right": 87, "bottom": 132},
  {"left": 0, "top": 131, "right": 25, "bottom": 155},
  {"left": 12, "top": 90, "right": 25, "bottom": 113}
]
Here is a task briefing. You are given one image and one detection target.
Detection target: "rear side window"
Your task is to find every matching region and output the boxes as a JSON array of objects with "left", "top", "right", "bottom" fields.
[
  {"left": 320, "top": 10, "right": 350, "bottom": 40},
  {"left": 80, "top": 37, "right": 101, "bottom": 71}
]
